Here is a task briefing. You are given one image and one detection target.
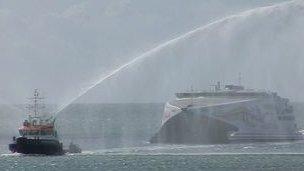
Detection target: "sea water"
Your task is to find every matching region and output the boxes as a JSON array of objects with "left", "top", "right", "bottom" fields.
[{"left": 2, "top": 143, "right": 304, "bottom": 170}]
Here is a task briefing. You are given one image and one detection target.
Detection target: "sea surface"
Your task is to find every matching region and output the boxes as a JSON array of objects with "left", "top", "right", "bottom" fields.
[{"left": 1, "top": 103, "right": 304, "bottom": 170}]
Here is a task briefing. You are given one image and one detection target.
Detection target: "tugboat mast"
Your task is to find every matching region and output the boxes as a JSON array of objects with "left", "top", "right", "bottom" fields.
[
  {"left": 27, "top": 89, "right": 44, "bottom": 117},
  {"left": 33, "top": 89, "right": 41, "bottom": 117}
]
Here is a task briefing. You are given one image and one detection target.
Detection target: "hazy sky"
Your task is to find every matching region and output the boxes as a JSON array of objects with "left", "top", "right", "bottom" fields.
[{"left": 1, "top": 0, "right": 302, "bottom": 109}]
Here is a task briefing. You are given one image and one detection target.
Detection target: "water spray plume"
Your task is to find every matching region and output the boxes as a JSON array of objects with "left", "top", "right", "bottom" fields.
[{"left": 54, "top": 0, "right": 299, "bottom": 116}]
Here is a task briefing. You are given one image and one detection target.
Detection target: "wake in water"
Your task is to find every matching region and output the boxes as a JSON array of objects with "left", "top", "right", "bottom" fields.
[
  {"left": 0, "top": 153, "right": 21, "bottom": 157},
  {"left": 55, "top": 0, "right": 304, "bottom": 115}
]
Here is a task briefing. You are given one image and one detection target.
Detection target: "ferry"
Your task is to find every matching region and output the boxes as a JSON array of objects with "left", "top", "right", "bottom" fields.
[{"left": 150, "top": 82, "right": 303, "bottom": 144}]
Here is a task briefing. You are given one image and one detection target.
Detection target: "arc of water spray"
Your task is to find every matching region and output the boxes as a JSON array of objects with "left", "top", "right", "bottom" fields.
[{"left": 54, "top": 0, "right": 295, "bottom": 116}]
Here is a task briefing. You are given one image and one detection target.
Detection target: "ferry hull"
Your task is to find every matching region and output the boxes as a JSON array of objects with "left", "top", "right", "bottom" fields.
[
  {"left": 150, "top": 111, "right": 238, "bottom": 144},
  {"left": 9, "top": 137, "right": 64, "bottom": 155}
]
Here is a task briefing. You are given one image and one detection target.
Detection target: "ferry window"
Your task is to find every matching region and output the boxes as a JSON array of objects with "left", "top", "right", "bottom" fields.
[{"left": 278, "top": 116, "right": 295, "bottom": 120}]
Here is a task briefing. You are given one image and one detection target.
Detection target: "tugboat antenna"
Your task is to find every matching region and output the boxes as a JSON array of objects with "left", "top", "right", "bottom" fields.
[{"left": 238, "top": 72, "right": 242, "bottom": 86}]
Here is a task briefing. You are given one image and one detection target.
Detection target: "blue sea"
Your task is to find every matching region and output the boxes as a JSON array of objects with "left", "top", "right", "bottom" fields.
[{"left": 1, "top": 103, "right": 304, "bottom": 170}]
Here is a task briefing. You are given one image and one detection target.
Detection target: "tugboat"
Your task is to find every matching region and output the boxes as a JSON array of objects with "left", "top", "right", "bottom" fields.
[{"left": 9, "top": 89, "right": 64, "bottom": 155}]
